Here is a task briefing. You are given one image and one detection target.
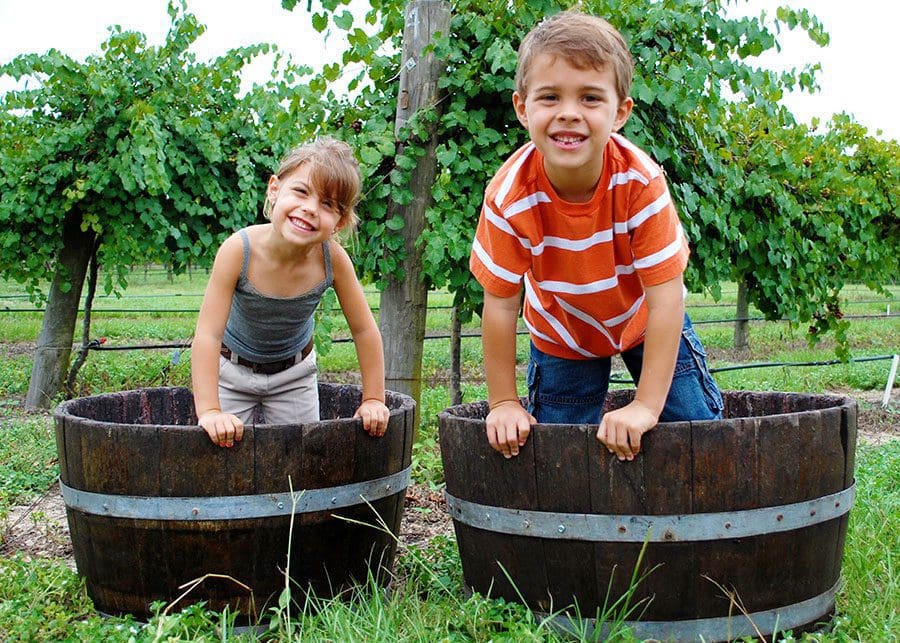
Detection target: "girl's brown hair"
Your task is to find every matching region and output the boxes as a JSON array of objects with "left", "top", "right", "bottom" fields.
[
  {"left": 264, "top": 137, "right": 361, "bottom": 230},
  {"left": 515, "top": 10, "right": 634, "bottom": 103}
]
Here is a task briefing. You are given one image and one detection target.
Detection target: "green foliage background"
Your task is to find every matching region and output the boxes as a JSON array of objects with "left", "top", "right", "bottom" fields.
[
  {"left": 0, "top": 0, "right": 897, "bottom": 394},
  {"left": 291, "top": 0, "right": 899, "bottom": 355},
  {"left": 0, "top": 1, "right": 328, "bottom": 302}
]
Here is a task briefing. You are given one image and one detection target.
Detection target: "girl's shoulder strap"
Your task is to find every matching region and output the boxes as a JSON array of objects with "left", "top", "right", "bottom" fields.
[{"left": 237, "top": 228, "right": 251, "bottom": 281}]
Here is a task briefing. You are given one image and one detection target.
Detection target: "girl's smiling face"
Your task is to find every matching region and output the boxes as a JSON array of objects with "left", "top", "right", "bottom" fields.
[
  {"left": 513, "top": 53, "right": 633, "bottom": 202},
  {"left": 266, "top": 162, "right": 343, "bottom": 246}
]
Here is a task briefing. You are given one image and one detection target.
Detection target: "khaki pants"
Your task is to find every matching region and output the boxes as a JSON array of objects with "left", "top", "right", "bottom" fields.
[{"left": 217, "top": 349, "right": 319, "bottom": 425}]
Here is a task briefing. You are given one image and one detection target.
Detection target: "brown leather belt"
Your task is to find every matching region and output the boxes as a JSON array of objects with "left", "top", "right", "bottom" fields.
[{"left": 220, "top": 340, "right": 313, "bottom": 375}]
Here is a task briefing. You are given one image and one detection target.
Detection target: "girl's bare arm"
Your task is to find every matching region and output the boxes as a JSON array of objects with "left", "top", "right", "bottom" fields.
[
  {"left": 192, "top": 234, "right": 243, "bottom": 446},
  {"left": 330, "top": 241, "right": 389, "bottom": 436}
]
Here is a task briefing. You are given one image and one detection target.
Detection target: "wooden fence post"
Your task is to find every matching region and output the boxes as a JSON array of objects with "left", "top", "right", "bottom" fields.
[
  {"left": 734, "top": 279, "right": 750, "bottom": 351},
  {"left": 379, "top": 0, "right": 451, "bottom": 427},
  {"left": 449, "top": 305, "right": 462, "bottom": 405}
]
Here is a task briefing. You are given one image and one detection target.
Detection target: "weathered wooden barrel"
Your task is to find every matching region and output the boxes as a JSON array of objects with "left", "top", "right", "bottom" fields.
[
  {"left": 54, "top": 384, "right": 415, "bottom": 620},
  {"left": 439, "top": 391, "right": 857, "bottom": 642}
]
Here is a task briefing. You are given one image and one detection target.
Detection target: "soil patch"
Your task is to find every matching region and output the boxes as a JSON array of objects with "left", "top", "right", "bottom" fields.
[
  {"left": 1, "top": 481, "right": 73, "bottom": 565},
  {"left": 0, "top": 341, "right": 36, "bottom": 360},
  {"left": 839, "top": 389, "right": 899, "bottom": 446},
  {"left": 399, "top": 483, "right": 453, "bottom": 550}
]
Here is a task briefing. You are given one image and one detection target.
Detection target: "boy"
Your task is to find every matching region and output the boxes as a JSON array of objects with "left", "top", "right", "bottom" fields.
[{"left": 469, "top": 10, "right": 723, "bottom": 462}]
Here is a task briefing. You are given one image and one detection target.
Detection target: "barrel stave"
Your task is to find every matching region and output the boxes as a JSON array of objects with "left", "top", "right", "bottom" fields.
[
  {"left": 754, "top": 413, "right": 804, "bottom": 614},
  {"left": 55, "top": 384, "right": 414, "bottom": 620},
  {"left": 533, "top": 424, "right": 598, "bottom": 615},
  {"left": 632, "top": 422, "right": 696, "bottom": 621},
  {"left": 691, "top": 416, "right": 760, "bottom": 617},
  {"left": 588, "top": 425, "right": 649, "bottom": 617},
  {"left": 83, "top": 423, "right": 161, "bottom": 495},
  {"left": 441, "top": 414, "right": 550, "bottom": 608},
  {"left": 343, "top": 408, "right": 410, "bottom": 586},
  {"left": 54, "top": 415, "right": 69, "bottom": 483},
  {"left": 439, "top": 391, "right": 858, "bottom": 639}
]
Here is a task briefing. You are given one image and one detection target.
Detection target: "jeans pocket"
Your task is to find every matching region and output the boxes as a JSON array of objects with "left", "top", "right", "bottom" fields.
[
  {"left": 679, "top": 327, "right": 724, "bottom": 416},
  {"left": 526, "top": 360, "right": 540, "bottom": 416}
]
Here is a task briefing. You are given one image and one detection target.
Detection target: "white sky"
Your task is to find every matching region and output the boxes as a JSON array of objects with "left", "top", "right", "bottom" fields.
[{"left": 0, "top": 0, "right": 898, "bottom": 142}]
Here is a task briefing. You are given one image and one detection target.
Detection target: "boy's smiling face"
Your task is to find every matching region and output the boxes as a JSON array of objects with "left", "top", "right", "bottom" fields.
[{"left": 513, "top": 53, "right": 633, "bottom": 202}]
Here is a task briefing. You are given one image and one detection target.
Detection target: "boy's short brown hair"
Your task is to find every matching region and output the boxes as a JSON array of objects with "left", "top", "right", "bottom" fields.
[
  {"left": 515, "top": 10, "right": 634, "bottom": 103},
  {"left": 266, "top": 137, "right": 361, "bottom": 230}
]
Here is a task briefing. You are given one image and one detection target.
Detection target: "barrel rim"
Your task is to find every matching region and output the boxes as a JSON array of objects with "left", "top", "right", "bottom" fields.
[
  {"left": 437, "top": 390, "right": 857, "bottom": 424},
  {"left": 53, "top": 384, "right": 416, "bottom": 430}
]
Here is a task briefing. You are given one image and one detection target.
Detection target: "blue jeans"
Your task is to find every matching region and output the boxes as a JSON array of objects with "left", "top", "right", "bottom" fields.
[{"left": 526, "top": 316, "right": 724, "bottom": 424}]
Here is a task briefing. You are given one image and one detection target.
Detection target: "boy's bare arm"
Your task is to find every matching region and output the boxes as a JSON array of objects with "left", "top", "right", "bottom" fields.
[
  {"left": 482, "top": 290, "right": 536, "bottom": 458},
  {"left": 596, "top": 275, "right": 684, "bottom": 461}
]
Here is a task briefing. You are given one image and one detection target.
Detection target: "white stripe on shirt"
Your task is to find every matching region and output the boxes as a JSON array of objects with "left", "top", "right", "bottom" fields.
[
  {"left": 534, "top": 263, "right": 637, "bottom": 295},
  {"left": 503, "top": 192, "right": 552, "bottom": 219},
  {"left": 627, "top": 189, "right": 672, "bottom": 231},
  {"left": 523, "top": 317, "right": 560, "bottom": 346},
  {"left": 524, "top": 279, "right": 598, "bottom": 357},
  {"left": 540, "top": 229, "right": 614, "bottom": 252},
  {"left": 553, "top": 296, "right": 622, "bottom": 352},
  {"left": 495, "top": 143, "right": 536, "bottom": 208},
  {"left": 472, "top": 238, "right": 523, "bottom": 285},
  {"left": 608, "top": 168, "right": 650, "bottom": 190},
  {"left": 633, "top": 225, "right": 685, "bottom": 270},
  {"left": 603, "top": 294, "right": 644, "bottom": 327},
  {"left": 485, "top": 205, "right": 549, "bottom": 257},
  {"left": 611, "top": 133, "right": 660, "bottom": 180}
]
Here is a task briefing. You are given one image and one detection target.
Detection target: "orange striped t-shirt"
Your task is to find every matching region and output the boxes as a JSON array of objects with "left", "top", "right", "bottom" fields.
[{"left": 470, "top": 133, "right": 689, "bottom": 360}]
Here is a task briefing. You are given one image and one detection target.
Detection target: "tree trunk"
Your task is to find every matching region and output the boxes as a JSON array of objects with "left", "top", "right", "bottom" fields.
[
  {"left": 734, "top": 279, "right": 750, "bottom": 351},
  {"left": 379, "top": 0, "right": 451, "bottom": 426},
  {"left": 66, "top": 245, "right": 100, "bottom": 397},
  {"left": 26, "top": 212, "right": 96, "bottom": 409}
]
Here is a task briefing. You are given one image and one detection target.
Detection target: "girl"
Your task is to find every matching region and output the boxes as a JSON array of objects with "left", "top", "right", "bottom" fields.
[{"left": 192, "top": 138, "right": 390, "bottom": 447}]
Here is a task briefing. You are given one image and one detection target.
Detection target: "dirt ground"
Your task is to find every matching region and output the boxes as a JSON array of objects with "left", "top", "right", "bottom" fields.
[{"left": 0, "top": 394, "right": 896, "bottom": 565}]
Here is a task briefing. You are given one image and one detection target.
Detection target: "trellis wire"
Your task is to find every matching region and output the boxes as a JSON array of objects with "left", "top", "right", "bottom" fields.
[
  {"left": 80, "top": 340, "right": 898, "bottom": 383},
  {"left": 1, "top": 300, "right": 895, "bottom": 314}
]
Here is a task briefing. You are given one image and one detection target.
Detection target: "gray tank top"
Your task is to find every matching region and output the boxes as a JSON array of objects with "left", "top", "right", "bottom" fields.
[{"left": 222, "top": 229, "right": 333, "bottom": 362}]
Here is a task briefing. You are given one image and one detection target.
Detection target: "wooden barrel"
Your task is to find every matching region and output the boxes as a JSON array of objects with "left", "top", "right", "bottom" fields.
[
  {"left": 54, "top": 384, "right": 415, "bottom": 620},
  {"left": 439, "top": 390, "right": 857, "bottom": 642}
]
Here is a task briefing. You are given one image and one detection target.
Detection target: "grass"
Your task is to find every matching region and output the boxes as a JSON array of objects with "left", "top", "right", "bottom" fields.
[
  {"left": 0, "top": 441, "right": 895, "bottom": 641},
  {"left": 0, "top": 518, "right": 642, "bottom": 641},
  {"left": 0, "top": 411, "right": 57, "bottom": 510},
  {"left": 837, "top": 443, "right": 900, "bottom": 639},
  {"left": 0, "top": 271, "right": 897, "bottom": 641}
]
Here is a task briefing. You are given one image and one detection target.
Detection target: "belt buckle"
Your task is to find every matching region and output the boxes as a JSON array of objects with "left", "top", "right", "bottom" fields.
[
  {"left": 258, "top": 356, "right": 296, "bottom": 375},
  {"left": 257, "top": 360, "right": 282, "bottom": 375}
]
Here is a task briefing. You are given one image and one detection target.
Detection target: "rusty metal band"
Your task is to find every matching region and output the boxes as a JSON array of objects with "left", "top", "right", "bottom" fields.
[
  {"left": 60, "top": 466, "right": 411, "bottom": 521},
  {"left": 444, "top": 482, "right": 854, "bottom": 542},
  {"left": 541, "top": 578, "right": 839, "bottom": 641}
]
